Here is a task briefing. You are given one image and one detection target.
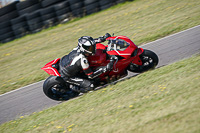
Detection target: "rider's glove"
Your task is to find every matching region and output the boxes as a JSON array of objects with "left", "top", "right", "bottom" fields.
[
  {"left": 99, "top": 33, "right": 111, "bottom": 42},
  {"left": 104, "top": 33, "right": 111, "bottom": 39},
  {"left": 99, "top": 36, "right": 106, "bottom": 42}
]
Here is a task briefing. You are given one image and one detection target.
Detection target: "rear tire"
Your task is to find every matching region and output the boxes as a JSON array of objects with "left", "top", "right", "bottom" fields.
[
  {"left": 43, "top": 76, "right": 80, "bottom": 101},
  {"left": 128, "top": 49, "right": 159, "bottom": 73}
]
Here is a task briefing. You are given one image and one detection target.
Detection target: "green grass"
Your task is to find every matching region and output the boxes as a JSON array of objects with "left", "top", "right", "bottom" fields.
[
  {"left": 0, "top": 0, "right": 200, "bottom": 94},
  {"left": 0, "top": 55, "right": 199, "bottom": 133}
]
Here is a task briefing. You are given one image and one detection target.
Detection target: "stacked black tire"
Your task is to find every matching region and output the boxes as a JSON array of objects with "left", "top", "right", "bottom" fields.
[
  {"left": 39, "top": 7, "right": 55, "bottom": 29},
  {"left": 16, "top": 0, "right": 41, "bottom": 16},
  {"left": 99, "top": 0, "right": 114, "bottom": 10},
  {"left": 69, "top": 0, "right": 84, "bottom": 17},
  {"left": 16, "top": 0, "right": 42, "bottom": 34},
  {"left": 84, "top": 0, "right": 99, "bottom": 15},
  {"left": 0, "top": 1, "right": 19, "bottom": 43},
  {"left": 0, "top": 0, "right": 132, "bottom": 43},
  {"left": 26, "top": 11, "right": 43, "bottom": 33},
  {"left": 115, "top": 0, "right": 127, "bottom": 4},
  {"left": 11, "top": 15, "right": 29, "bottom": 38},
  {"left": 41, "top": 0, "right": 64, "bottom": 8},
  {"left": 54, "top": 1, "right": 71, "bottom": 23}
]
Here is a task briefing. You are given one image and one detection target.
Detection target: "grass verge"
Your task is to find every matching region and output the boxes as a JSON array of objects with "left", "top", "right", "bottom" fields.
[
  {"left": 0, "top": 55, "right": 199, "bottom": 132},
  {"left": 0, "top": 0, "right": 200, "bottom": 94}
]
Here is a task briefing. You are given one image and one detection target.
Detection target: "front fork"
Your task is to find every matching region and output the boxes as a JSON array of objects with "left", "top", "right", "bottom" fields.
[{"left": 131, "top": 48, "right": 144, "bottom": 66}]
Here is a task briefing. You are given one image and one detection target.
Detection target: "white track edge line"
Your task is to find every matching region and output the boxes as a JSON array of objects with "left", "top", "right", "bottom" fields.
[{"left": 0, "top": 80, "right": 44, "bottom": 97}]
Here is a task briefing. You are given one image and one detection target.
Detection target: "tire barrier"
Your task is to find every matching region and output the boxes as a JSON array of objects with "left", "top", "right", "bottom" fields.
[
  {"left": 18, "top": 3, "right": 41, "bottom": 16},
  {"left": 16, "top": 0, "right": 40, "bottom": 11},
  {"left": 26, "top": 10, "right": 43, "bottom": 33},
  {"left": 39, "top": 6, "right": 57, "bottom": 28},
  {"left": 0, "top": 1, "right": 19, "bottom": 43},
  {"left": 0, "top": 0, "right": 132, "bottom": 43},
  {"left": 0, "top": 11, "right": 19, "bottom": 23},
  {"left": 54, "top": 1, "right": 71, "bottom": 23},
  {"left": 41, "top": 0, "right": 64, "bottom": 8},
  {"left": 0, "top": 20, "right": 15, "bottom": 43},
  {"left": 99, "top": 0, "right": 114, "bottom": 10},
  {"left": 69, "top": 0, "right": 84, "bottom": 17},
  {"left": 115, "top": 0, "right": 127, "bottom": 4},
  {"left": 11, "top": 15, "right": 29, "bottom": 38},
  {"left": 84, "top": 0, "right": 99, "bottom": 15},
  {"left": 0, "top": 1, "right": 19, "bottom": 16}
]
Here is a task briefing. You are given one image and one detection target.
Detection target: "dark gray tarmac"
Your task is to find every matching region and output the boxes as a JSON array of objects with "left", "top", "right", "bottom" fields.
[{"left": 0, "top": 25, "right": 200, "bottom": 124}]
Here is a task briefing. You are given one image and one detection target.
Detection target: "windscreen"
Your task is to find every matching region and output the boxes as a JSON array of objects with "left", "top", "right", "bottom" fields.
[{"left": 107, "top": 39, "right": 130, "bottom": 51}]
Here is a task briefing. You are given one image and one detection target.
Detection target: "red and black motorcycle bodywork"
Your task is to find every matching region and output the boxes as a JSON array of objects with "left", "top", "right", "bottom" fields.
[{"left": 42, "top": 36, "right": 158, "bottom": 101}]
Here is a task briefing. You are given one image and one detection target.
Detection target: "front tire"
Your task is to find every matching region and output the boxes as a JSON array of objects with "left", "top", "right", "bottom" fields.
[
  {"left": 128, "top": 49, "right": 159, "bottom": 73},
  {"left": 43, "top": 76, "right": 80, "bottom": 101}
]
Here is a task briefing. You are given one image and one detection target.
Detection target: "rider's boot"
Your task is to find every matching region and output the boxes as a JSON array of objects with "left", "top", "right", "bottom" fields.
[{"left": 71, "top": 85, "right": 88, "bottom": 93}]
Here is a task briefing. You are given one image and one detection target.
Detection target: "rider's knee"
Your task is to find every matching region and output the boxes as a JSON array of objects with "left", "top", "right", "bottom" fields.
[{"left": 81, "top": 80, "right": 94, "bottom": 91}]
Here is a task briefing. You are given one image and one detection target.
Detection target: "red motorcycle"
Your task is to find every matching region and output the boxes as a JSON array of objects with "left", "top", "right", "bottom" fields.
[{"left": 42, "top": 35, "right": 158, "bottom": 101}]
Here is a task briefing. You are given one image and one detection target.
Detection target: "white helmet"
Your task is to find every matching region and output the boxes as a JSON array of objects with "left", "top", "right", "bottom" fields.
[{"left": 78, "top": 36, "right": 96, "bottom": 55}]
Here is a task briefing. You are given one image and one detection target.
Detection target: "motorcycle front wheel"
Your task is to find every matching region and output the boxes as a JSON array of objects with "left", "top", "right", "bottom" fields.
[
  {"left": 128, "top": 49, "right": 159, "bottom": 73},
  {"left": 43, "top": 76, "right": 80, "bottom": 101}
]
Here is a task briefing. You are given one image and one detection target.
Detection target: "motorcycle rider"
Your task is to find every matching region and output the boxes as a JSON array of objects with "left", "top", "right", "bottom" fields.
[{"left": 59, "top": 33, "right": 115, "bottom": 93}]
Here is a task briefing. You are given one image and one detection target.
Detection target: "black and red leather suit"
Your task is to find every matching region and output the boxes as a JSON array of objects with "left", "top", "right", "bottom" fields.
[{"left": 59, "top": 37, "right": 113, "bottom": 92}]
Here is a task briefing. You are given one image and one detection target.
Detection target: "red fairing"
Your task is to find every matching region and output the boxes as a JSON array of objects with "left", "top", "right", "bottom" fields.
[
  {"left": 88, "top": 49, "right": 107, "bottom": 66},
  {"left": 96, "top": 43, "right": 107, "bottom": 50},
  {"left": 131, "top": 48, "right": 144, "bottom": 66},
  {"left": 137, "top": 48, "right": 144, "bottom": 55},
  {"left": 41, "top": 58, "right": 61, "bottom": 76}
]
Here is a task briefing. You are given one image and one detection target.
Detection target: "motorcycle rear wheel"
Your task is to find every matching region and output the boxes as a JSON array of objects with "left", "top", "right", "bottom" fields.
[
  {"left": 128, "top": 49, "right": 159, "bottom": 73},
  {"left": 43, "top": 76, "right": 80, "bottom": 101}
]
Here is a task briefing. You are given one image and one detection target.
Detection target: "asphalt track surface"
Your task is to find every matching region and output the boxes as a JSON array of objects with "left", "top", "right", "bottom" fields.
[{"left": 0, "top": 25, "right": 200, "bottom": 125}]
